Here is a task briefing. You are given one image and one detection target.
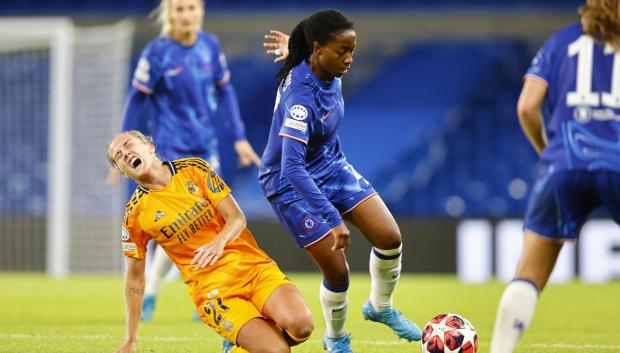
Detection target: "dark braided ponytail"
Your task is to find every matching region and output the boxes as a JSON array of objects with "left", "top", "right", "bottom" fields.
[{"left": 276, "top": 9, "right": 354, "bottom": 89}]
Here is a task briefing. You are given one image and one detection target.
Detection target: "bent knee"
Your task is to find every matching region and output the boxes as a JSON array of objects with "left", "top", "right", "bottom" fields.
[
  {"left": 323, "top": 269, "right": 349, "bottom": 288},
  {"left": 298, "top": 325, "right": 314, "bottom": 340},
  {"left": 289, "top": 320, "right": 314, "bottom": 341},
  {"left": 283, "top": 310, "right": 314, "bottom": 340},
  {"left": 374, "top": 232, "right": 402, "bottom": 251}
]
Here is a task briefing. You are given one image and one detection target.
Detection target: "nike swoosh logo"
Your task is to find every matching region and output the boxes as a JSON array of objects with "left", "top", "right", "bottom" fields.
[
  {"left": 165, "top": 66, "right": 184, "bottom": 77},
  {"left": 322, "top": 110, "right": 333, "bottom": 120}
]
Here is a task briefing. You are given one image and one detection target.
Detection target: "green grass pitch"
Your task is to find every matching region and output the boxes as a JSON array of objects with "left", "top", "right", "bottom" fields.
[{"left": 0, "top": 273, "right": 618, "bottom": 352}]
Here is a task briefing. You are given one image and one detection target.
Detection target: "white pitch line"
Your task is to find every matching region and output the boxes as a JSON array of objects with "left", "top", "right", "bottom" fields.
[
  {"left": 528, "top": 343, "right": 620, "bottom": 350},
  {"left": 1, "top": 333, "right": 620, "bottom": 350}
]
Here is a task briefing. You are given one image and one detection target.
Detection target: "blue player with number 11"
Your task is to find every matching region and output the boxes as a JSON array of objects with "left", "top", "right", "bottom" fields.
[{"left": 489, "top": 1, "right": 620, "bottom": 352}]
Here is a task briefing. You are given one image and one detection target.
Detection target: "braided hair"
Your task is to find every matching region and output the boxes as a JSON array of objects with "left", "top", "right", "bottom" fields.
[{"left": 276, "top": 9, "right": 354, "bottom": 89}]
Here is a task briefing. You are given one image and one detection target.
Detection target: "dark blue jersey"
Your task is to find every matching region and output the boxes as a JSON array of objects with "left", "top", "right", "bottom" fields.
[
  {"left": 527, "top": 23, "right": 620, "bottom": 172},
  {"left": 259, "top": 60, "right": 348, "bottom": 197},
  {"left": 124, "top": 31, "right": 245, "bottom": 155},
  {"left": 259, "top": 61, "right": 349, "bottom": 227}
]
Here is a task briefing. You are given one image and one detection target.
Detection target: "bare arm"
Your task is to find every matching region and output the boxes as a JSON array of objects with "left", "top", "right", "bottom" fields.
[
  {"left": 517, "top": 77, "right": 549, "bottom": 155},
  {"left": 191, "top": 195, "right": 247, "bottom": 268},
  {"left": 114, "top": 257, "right": 146, "bottom": 353},
  {"left": 215, "top": 80, "right": 260, "bottom": 168}
]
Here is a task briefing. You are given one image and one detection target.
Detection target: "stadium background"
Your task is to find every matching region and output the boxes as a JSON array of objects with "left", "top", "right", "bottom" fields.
[{"left": 2, "top": 0, "right": 616, "bottom": 281}]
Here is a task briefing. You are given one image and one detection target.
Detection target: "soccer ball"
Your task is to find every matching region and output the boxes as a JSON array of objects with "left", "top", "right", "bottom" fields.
[{"left": 421, "top": 313, "right": 478, "bottom": 353}]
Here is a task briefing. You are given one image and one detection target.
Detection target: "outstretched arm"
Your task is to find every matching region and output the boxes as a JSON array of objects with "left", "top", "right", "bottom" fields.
[
  {"left": 114, "top": 256, "right": 146, "bottom": 353},
  {"left": 121, "top": 88, "right": 149, "bottom": 132},
  {"left": 216, "top": 82, "right": 261, "bottom": 167},
  {"left": 517, "top": 77, "right": 548, "bottom": 155},
  {"left": 263, "top": 30, "right": 290, "bottom": 63}
]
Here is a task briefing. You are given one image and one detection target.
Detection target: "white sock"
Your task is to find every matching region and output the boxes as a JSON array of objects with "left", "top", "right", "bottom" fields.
[
  {"left": 320, "top": 280, "right": 348, "bottom": 339},
  {"left": 145, "top": 245, "right": 174, "bottom": 296},
  {"left": 489, "top": 279, "right": 539, "bottom": 353},
  {"left": 369, "top": 245, "right": 402, "bottom": 311}
]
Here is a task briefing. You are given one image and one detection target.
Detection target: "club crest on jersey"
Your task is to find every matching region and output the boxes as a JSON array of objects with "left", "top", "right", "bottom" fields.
[
  {"left": 187, "top": 181, "right": 200, "bottom": 194},
  {"left": 290, "top": 105, "right": 308, "bottom": 120},
  {"left": 301, "top": 215, "right": 319, "bottom": 233},
  {"left": 154, "top": 210, "right": 166, "bottom": 222},
  {"left": 121, "top": 226, "right": 130, "bottom": 241}
]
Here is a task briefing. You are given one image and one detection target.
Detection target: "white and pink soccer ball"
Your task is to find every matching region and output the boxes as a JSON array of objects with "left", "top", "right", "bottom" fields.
[{"left": 421, "top": 313, "right": 478, "bottom": 353}]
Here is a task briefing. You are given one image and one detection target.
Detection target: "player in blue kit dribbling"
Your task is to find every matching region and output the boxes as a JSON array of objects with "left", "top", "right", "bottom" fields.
[
  {"left": 260, "top": 10, "right": 421, "bottom": 353},
  {"left": 490, "top": 1, "right": 620, "bottom": 352},
  {"left": 107, "top": 0, "right": 261, "bottom": 324}
]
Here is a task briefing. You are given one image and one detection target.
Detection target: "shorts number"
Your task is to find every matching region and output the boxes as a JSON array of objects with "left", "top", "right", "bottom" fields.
[{"left": 203, "top": 297, "right": 230, "bottom": 326}]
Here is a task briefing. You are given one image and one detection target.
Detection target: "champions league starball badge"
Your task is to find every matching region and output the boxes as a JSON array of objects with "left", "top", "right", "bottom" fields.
[{"left": 290, "top": 105, "right": 308, "bottom": 120}]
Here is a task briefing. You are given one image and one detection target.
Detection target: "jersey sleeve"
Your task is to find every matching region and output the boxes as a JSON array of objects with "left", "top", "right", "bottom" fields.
[
  {"left": 525, "top": 35, "right": 558, "bottom": 84},
  {"left": 281, "top": 137, "right": 343, "bottom": 228},
  {"left": 210, "top": 35, "right": 231, "bottom": 86},
  {"left": 191, "top": 158, "right": 232, "bottom": 207},
  {"left": 131, "top": 42, "right": 164, "bottom": 94},
  {"left": 120, "top": 87, "right": 148, "bottom": 132},
  {"left": 121, "top": 196, "right": 150, "bottom": 260},
  {"left": 278, "top": 96, "right": 314, "bottom": 144}
]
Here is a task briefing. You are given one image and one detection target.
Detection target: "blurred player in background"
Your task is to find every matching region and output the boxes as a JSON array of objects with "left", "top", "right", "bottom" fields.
[
  {"left": 489, "top": 1, "right": 620, "bottom": 352},
  {"left": 108, "top": 131, "right": 312, "bottom": 353},
  {"left": 260, "top": 10, "right": 421, "bottom": 353},
  {"left": 107, "top": 0, "right": 261, "bottom": 322}
]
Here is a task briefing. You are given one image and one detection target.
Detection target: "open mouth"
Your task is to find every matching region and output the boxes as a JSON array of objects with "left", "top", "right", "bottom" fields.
[{"left": 130, "top": 157, "right": 142, "bottom": 169}]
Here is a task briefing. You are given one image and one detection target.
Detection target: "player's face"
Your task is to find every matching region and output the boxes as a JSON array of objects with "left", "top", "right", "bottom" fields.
[
  {"left": 169, "top": 0, "right": 204, "bottom": 35},
  {"left": 108, "top": 134, "right": 157, "bottom": 180},
  {"left": 313, "top": 29, "right": 356, "bottom": 79}
]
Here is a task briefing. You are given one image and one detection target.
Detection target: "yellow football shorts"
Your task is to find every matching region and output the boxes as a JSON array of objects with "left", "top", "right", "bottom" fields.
[{"left": 195, "top": 262, "right": 292, "bottom": 343}]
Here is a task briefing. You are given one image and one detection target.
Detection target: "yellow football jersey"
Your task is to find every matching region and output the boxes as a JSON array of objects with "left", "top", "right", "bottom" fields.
[{"left": 121, "top": 158, "right": 274, "bottom": 297}]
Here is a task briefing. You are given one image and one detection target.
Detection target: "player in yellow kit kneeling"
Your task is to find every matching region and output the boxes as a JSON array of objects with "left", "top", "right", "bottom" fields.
[{"left": 108, "top": 131, "right": 313, "bottom": 353}]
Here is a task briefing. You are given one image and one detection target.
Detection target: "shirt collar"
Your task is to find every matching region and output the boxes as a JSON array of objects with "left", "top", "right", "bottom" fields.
[{"left": 298, "top": 59, "right": 337, "bottom": 90}]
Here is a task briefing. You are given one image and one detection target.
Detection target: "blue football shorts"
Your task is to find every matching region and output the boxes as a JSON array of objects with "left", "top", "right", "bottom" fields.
[
  {"left": 269, "top": 164, "right": 377, "bottom": 248},
  {"left": 524, "top": 166, "right": 620, "bottom": 240}
]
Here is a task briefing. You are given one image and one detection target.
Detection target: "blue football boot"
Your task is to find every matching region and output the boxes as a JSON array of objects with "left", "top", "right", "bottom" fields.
[
  {"left": 361, "top": 300, "right": 421, "bottom": 341},
  {"left": 323, "top": 333, "right": 353, "bottom": 353},
  {"left": 140, "top": 294, "right": 156, "bottom": 321},
  {"left": 222, "top": 339, "right": 248, "bottom": 353},
  {"left": 222, "top": 339, "right": 234, "bottom": 353}
]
